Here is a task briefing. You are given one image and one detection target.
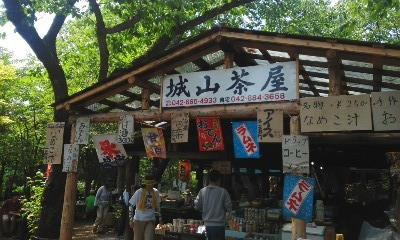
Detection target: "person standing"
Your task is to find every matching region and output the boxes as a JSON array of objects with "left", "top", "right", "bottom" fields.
[
  {"left": 129, "top": 175, "right": 161, "bottom": 240},
  {"left": 93, "top": 184, "right": 112, "bottom": 234},
  {"left": 195, "top": 169, "right": 232, "bottom": 240}
]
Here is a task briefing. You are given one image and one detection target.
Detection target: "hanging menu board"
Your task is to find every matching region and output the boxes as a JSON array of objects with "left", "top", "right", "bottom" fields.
[
  {"left": 75, "top": 117, "right": 90, "bottom": 144},
  {"left": 171, "top": 112, "right": 190, "bottom": 143},
  {"left": 117, "top": 115, "right": 134, "bottom": 144},
  {"left": 282, "top": 135, "right": 310, "bottom": 174},
  {"left": 162, "top": 62, "right": 298, "bottom": 108},
  {"left": 62, "top": 144, "right": 79, "bottom": 173},
  {"left": 45, "top": 122, "right": 65, "bottom": 164},
  {"left": 300, "top": 94, "right": 372, "bottom": 132},
  {"left": 257, "top": 108, "right": 283, "bottom": 143},
  {"left": 371, "top": 91, "right": 400, "bottom": 131}
]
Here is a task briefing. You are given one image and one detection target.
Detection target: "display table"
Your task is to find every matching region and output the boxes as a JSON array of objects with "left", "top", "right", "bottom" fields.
[
  {"left": 161, "top": 207, "right": 202, "bottom": 223},
  {"left": 156, "top": 232, "right": 206, "bottom": 240}
]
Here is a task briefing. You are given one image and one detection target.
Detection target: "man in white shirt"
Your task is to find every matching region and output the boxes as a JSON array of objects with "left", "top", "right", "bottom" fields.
[{"left": 129, "top": 175, "right": 161, "bottom": 240}]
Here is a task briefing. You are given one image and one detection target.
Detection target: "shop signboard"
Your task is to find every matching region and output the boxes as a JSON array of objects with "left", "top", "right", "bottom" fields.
[
  {"left": 171, "top": 112, "right": 190, "bottom": 143},
  {"left": 75, "top": 117, "right": 90, "bottom": 144},
  {"left": 62, "top": 144, "right": 79, "bottom": 172},
  {"left": 162, "top": 62, "right": 298, "bottom": 108},
  {"left": 283, "top": 175, "right": 315, "bottom": 222},
  {"left": 232, "top": 121, "right": 260, "bottom": 159},
  {"left": 117, "top": 114, "right": 134, "bottom": 144},
  {"left": 142, "top": 128, "right": 167, "bottom": 159},
  {"left": 257, "top": 108, "right": 283, "bottom": 143},
  {"left": 282, "top": 135, "right": 309, "bottom": 174},
  {"left": 371, "top": 91, "right": 400, "bottom": 131},
  {"left": 300, "top": 94, "right": 372, "bottom": 132},
  {"left": 196, "top": 117, "right": 224, "bottom": 152},
  {"left": 93, "top": 134, "right": 127, "bottom": 165},
  {"left": 45, "top": 122, "right": 65, "bottom": 164}
]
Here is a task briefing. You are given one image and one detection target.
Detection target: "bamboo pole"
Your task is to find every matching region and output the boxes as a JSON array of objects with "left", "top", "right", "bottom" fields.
[
  {"left": 290, "top": 116, "right": 307, "bottom": 240},
  {"left": 60, "top": 124, "right": 77, "bottom": 240}
]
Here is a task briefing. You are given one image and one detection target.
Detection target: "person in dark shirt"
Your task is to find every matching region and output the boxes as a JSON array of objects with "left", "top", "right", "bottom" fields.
[{"left": 1, "top": 196, "right": 21, "bottom": 236}]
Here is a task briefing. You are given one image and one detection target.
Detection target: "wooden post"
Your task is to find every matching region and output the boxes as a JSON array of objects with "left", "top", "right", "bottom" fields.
[
  {"left": 327, "top": 50, "right": 344, "bottom": 96},
  {"left": 60, "top": 124, "right": 77, "bottom": 240},
  {"left": 141, "top": 88, "right": 151, "bottom": 110},
  {"left": 290, "top": 116, "right": 306, "bottom": 240},
  {"left": 224, "top": 51, "right": 234, "bottom": 69}
]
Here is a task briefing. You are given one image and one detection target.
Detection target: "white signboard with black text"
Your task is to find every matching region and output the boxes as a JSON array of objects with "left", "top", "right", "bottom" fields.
[
  {"left": 75, "top": 117, "right": 90, "bottom": 144},
  {"left": 63, "top": 144, "right": 79, "bottom": 173},
  {"left": 162, "top": 62, "right": 298, "bottom": 108},
  {"left": 45, "top": 122, "right": 65, "bottom": 164},
  {"left": 282, "top": 135, "right": 309, "bottom": 174},
  {"left": 117, "top": 115, "right": 134, "bottom": 144},
  {"left": 371, "top": 91, "right": 400, "bottom": 131}
]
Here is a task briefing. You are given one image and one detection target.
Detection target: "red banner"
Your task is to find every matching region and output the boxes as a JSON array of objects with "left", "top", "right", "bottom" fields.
[{"left": 196, "top": 117, "right": 224, "bottom": 152}]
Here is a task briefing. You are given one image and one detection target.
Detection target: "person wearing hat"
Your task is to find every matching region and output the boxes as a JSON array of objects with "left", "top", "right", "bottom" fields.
[{"left": 128, "top": 175, "right": 161, "bottom": 240}]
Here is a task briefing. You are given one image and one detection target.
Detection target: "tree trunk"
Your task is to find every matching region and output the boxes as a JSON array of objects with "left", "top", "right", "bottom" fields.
[{"left": 0, "top": 164, "right": 5, "bottom": 199}]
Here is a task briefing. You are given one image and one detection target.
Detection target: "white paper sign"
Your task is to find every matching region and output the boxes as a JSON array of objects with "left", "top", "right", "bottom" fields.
[
  {"left": 45, "top": 122, "right": 65, "bottom": 164},
  {"left": 63, "top": 144, "right": 79, "bottom": 172},
  {"left": 300, "top": 94, "right": 372, "bottom": 132},
  {"left": 117, "top": 115, "right": 134, "bottom": 144},
  {"left": 162, "top": 62, "right": 298, "bottom": 108},
  {"left": 75, "top": 117, "right": 90, "bottom": 144},
  {"left": 257, "top": 108, "right": 283, "bottom": 143},
  {"left": 371, "top": 91, "right": 400, "bottom": 131},
  {"left": 171, "top": 112, "right": 190, "bottom": 143},
  {"left": 282, "top": 135, "right": 309, "bottom": 174},
  {"left": 93, "top": 134, "right": 127, "bottom": 164}
]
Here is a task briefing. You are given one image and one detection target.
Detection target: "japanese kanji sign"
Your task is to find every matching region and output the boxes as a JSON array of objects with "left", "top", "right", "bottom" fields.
[
  {"left": 371, "top": 91, "right": 400, "bottom": 131},
  {"left": 283, "top": 175, "right": 315, "bottom": 222},
  {"left": 300, "top": 94, "right": 372, "bottom": 132},
  {"left": 93, "top": 135, "right": 127, "bottom": 164},
  {"left": 282, "top": 135, "right": 309, "bottom": 174},
  {"left": 62, "top": 144, "right": 79, "bottom": 173},
  {"left": 212, "top": 161, "right": 232, "bottom": 174},
  {"left": 257, "top": 108, "right": 283, "bottom": 143},
  {"left": 196, "top": 117, "right": 225, "bottom": 152},
  {"left": 45, "top": 122, "right": 65, "bottom": 164},
  {"left": 232, "top": 121, "right": 260, "bottom": 159},
  {"left": 171, "top": 112, "right": 190, "bottom": 143},
  {"left": 75, "top": 117, "right": 90, "bottom": 144},
  {"left": 162, "top": 62, "right": 298, "bottom": 108},
  {"left": 117, "top": 115, "right": 134, "bottom": 144},
  {"left": 142, "top": 128, "right": 167, "bottom": 159}
]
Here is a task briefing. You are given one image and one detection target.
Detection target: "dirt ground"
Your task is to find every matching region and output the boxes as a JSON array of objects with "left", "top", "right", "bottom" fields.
[{"left": 72, "top": 222, "right": 124, "bottom": 240}]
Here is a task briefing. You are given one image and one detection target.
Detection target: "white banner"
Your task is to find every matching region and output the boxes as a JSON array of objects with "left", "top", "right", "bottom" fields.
[
  {"left": 162, "top": 62, "right": 298, "bottom": 108},
  {"left": 63, "top": 144, "right": 79, "bottom": 173},
  {"left": 117, "top": 115, "right": 134, "bottom": 144},
  {"left": 45, "top": 122, "right": 65, "bottom": 164},
  {"left": 93, "top": 134, "right": 127, "bottom": 164},
  {"left": 171, "top": 112, "right": 189, "bottom": 143},
  {"left": 282, "top": 135, "right": 309, "bottom": 174},
  {"left": 75, "top": 117, "right": 90, "bottom": 144}
]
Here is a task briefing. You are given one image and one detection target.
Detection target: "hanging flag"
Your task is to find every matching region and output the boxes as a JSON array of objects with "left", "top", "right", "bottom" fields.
[
  {"left": 93, "top": 135, "right": 127, "bottom": 165},
  {"left": 257, "top": 108, "right": 283, "bottom": 143},
  {"left": 171, "top": 113, "right": 190, "bottom": 143},
  {"left": 178, "top": 160, "right": 191, "bottom": 182},
  {"left": 196, "top": 117, "right": 224, "bottom": 152},
  {"left": 142, "top": 128, "right": 167, "bottom": 159},
  {"left": 232, "top": 121, "right": 260, "bottom": 159},
  {"left": 117, "top": 115, "right": 134, "bottom": 144},
  {"left": 62, "top": 144, "right": 79, "bottom": 173},
  {"left": 75, "top": 117, "right": 90, "bottom": 144},
  {"left": 45, "top": 122, "right": 65, "bottom": 164},
  {"left": 283, "top": 175, "right": 315, "bottom": 222}
]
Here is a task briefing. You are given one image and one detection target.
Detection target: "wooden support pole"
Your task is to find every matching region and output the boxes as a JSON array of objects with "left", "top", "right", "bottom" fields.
[
  {"left": 290, "top": 116, "right": 306, "bottom": 240},
  {"left": 372, "top": 58, "right": 383, "bottom": 92},
  {"left": 141, "top": 88, "right": 151, "bottom": 110},
  {"left": 327, "top": 50, "right": 345, "bottom": 96},
  {"left": 224, "top": 51, "right": 234, "bottom": 69},
  {"left": 60, "top": 124, "right": 77, "bottom": 240}
]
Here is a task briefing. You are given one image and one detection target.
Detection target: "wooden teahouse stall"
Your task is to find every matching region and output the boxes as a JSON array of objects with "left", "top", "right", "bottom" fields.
[{"left": 50, "top": 27, "right": 400, "bottom": 240}]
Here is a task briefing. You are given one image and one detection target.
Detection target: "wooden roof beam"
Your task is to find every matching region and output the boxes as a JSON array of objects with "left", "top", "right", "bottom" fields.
[
  {"left": 372, "top": 57, "right": 383, "bottom": 92},
  {"left": 98, "top": 99, "right": 137, "bottom": 112},
  {"left": 260, "top": 49, "right": 275, "bottom": 63},
  {"left": 193, "top": 58, "right": 214, "bottom": 71},
  {"left": 288, "top": 50, "right": 320, "bottom": 96},
  {"left": 327, "top": 50, "right": 347, "bottom": 95}
]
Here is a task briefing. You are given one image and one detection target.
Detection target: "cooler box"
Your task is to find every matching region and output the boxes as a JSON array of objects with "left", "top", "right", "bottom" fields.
[
  {"left": 225, "top": 230, "right": 248, "bottom": 240},
  {"left": 282, "top": 223, "right": 325, "bottom": 240}
]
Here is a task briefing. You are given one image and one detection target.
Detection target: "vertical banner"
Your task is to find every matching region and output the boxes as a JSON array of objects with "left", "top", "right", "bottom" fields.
[
  {"left": 257, "top": 108, "right": 283, "bottom": 143},
  {"left": 45, "top": 122, "right": 65, "bottom": 164},
  {"left": 75, "top": 117, "right": 90, "bottom": 144},
  {"left": 171, "top": 113, "right": 190, "bottom": 143},
  {"left": 93, "top": 134, "right": 127, "bottom": 165},
  {"left": 62, "top": 144, "right": 79, "bottom": 172},
  {"left": 282, "top": 135, "right": 310, "bottom": 174},
  {"left": 283, "top": 175, "right": 315, "bottom": 222},
  {"left": 196, "top": 117, "right": 224, "bottom": 152},
  {"left": 232, "top": 121, "right": 260, "bottom": 159},
  {"left": 178, "top": 160, "right": 191, "bottom": 182},
  {"left": 117, "top": 115, "right": 134, "bottom": 144},
  {"left": 142, "top": 128, "right": 167, "bottom": 159},
  {"left": 371, "top": 91, "right": 400, "bottom": 131}
]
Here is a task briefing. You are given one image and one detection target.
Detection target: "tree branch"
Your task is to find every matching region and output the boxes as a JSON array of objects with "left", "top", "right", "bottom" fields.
[
  {"left": 89, "top": 0, "right": 109, "bottom": 82},
  {"left": 145, "top": 0, "right": 256, "bottom": 59},
  {"left": 106, "top": 12, "right": 143, "bottom": 34}
]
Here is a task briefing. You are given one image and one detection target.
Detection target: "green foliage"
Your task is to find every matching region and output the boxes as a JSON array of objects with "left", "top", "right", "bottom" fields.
[{"left": 21, "top": 172, "right": 46, "bottom": 239}]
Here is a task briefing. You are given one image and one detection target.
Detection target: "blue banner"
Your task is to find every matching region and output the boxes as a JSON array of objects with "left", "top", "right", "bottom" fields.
[
  {"left": 232, "top": 121, "right": 260, "bottom": 159},
  {"left": 283, "top": 175, "right": 315, "bottom": 222}
]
